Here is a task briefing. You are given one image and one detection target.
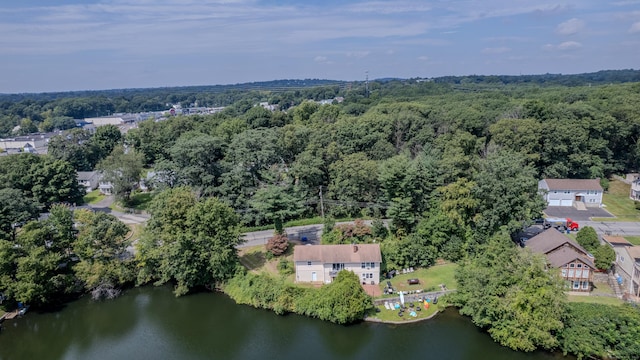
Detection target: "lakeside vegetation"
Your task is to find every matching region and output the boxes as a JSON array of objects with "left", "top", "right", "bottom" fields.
[{"left": 2, "top": 73, "right": 640, "bottom": 358}]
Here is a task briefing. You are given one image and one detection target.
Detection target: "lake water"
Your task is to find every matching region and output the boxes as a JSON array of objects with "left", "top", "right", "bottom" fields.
[{"left": 0, "top": 286, "right": 572, "bottom": 360}]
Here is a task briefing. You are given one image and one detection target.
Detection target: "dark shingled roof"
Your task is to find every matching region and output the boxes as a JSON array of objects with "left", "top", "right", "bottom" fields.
[
  {"left": 293, "top": 244, "right": 381, "bottom": 263},
  {"left": 526, "top": 228, "right": 595, "bottom": 268},
  {"left": 542, "top": 179, "right": 603, "bottom": 191},
  {"left": 545, "top": 246, "right": 595, "bottom": 269},
  {"left": 526, "top": 228, "right": 589, "bottom": 255}
]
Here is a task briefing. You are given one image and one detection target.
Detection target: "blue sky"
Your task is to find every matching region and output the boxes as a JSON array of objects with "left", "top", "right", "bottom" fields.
[{"left": 1, "top": 0, "right": 639, "bottom": 93}]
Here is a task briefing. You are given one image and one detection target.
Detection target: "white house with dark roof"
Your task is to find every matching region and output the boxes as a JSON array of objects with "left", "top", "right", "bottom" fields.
[
  {"left": 526, "top": 228, "right": 595, "bottom": 292},
  {"left": 538, "top": 178, "right": 603, "bottom": 209},
  {"left": 293, "top": 244, "right": 381, "bottom": 285}
]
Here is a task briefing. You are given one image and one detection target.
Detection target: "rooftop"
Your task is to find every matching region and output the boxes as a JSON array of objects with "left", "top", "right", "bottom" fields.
[
  {"left": 526, "top": 228, "right": 589, "bottom": 255},
  {"left": 542, "top": 178, "right": 603, "bottom": 191},
  {"left": 293, "top": 243, "right": 381, "bottom": 263}
]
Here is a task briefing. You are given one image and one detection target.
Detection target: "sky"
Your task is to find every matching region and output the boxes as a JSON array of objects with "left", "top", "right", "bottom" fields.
[{"left": 0, "top": 0, "right": 639, "bottom": 93}]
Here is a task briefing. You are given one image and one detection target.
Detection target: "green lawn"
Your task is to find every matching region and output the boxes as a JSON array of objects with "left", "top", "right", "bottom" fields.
[
  {"left": 82, "top": 189, "right": 105, "bottom": 204},
  {"left": 379, "top": 263, "right": 458, "bottom": 297},
  {"left": 599, "top": 180, "right": 640, "bottom": 221},
  {"left": 625, "top": 236, "right": 640, "bottom": 245},
  {"left": 367, "top": 300, "right": 446, "bottom": 322},
  {"left": 109, "top": 192, "right": 154, "bottom": 212},
  {"left": 567, "top": 295, "right": 624, "bottom": 306}
]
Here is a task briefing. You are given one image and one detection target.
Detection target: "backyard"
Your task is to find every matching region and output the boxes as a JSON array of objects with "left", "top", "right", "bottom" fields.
[
  {"left": 378, "top": 263, "right": 458, "bottom": 297},
  {"left": 596, "top": 180, "right": 640, "bottom": 221},
  {"left": 82, "top": 189, "right": 105, "bottom": 205}
]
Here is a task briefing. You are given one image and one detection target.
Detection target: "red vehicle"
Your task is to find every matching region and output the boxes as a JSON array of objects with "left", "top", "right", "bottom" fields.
[{"left": 544, "top": 217, "right": 579, "bottom": 231}]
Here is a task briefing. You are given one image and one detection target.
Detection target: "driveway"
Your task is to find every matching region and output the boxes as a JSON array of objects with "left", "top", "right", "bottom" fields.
[{"left": 543, "top": 206, "right": 614, "bottom": 221}]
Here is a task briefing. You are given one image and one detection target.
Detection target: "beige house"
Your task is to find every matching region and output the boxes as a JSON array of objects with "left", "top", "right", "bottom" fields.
[
  {"left": 602, "top": 235, "right": 640, "bottom": 297},
  {"left": 293, "top": 244, "right": 382, "bottom": 285},
  {"left": 526, "top": 228, "right": 595, "bottom": 292}
]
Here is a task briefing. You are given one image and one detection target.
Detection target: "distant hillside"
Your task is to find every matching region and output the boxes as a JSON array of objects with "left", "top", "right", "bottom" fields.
[
  {"left": 1, "top": 69, "right": 639, "bottom": 103},
  {"left": 0, "top": 79, "right": 347, "bottom": 102},
  {"left": 428, "top": 69, "right": 640, "bottom": 86}
]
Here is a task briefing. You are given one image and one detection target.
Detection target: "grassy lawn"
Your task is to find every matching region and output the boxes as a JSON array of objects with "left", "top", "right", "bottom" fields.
[
  {"left": 567, "top": 295, "right": 624, "bottom": 306},
  {"left": 378, "top": 263, "right": 458, "bottom": 297},
  {"left": 238, "top": 244, "right": 295, "bottom": 280},
  {"left": 109, "top": 192, "right": 154, "bottom": 212},
  {"left": 82, "top": 189, "right": 105, "bottom": 204},
  {"left": 625, "top": 236, "right": 640, "bottom": 245},
  {"left": 367, "top": 300, "right": 447, "bottom": 322},
  {"left": 600, "top": 180, "right": 640, "bottom": 221}
]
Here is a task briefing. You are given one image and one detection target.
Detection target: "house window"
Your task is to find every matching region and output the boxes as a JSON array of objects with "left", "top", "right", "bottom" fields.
[
  {"left": 582, "top": 281, "right": 589, "bottom": 290},
  {"left": 332, "top": 263, "right": 344, "bottom": 270},
  {"left": 361, "top": 263, "right": 366, "bottom": 268},
  {"left": 569, "top": 263, "right": 575, "bottom": 268},
  {"left": 577, "top": 263, "right": 582, "bottom": 268},
  {"left": 561, "top": 269, "right": 567, "bottom": 277},
  {"left": 573, "top": 281, "right": 580, "bottom": 289},
  {"left": 307, "top": 261, "right": 311, "bottom": 266},
  {"left": 371, "top": 262, "right": 375, "bottom": 269}
]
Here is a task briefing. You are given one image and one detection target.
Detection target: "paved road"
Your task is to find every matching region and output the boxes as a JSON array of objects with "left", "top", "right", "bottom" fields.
[
  {"left": 239, "top": 220, "right": 386, "bottom": 248},
  {"left": 581, "top": 221, "right": 640, "bottom": 236}
]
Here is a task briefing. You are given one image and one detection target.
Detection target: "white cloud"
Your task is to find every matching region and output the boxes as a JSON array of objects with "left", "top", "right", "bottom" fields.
[
  {"left": 557, "top": 41, "right": 582, "bottom": 50},
  {"left": 542, "top": 41, "right": 582, "bottom": 51},
  {"left": 556, "top": 18, "right": 585, "bottom": 35},
  {"left": 630, "top": 21, "right": 640, "bottom": 33},
  {"left": 314, "top": 56, "right": 328, "bottom": 63},
  {"left": 482, "top": 47, "right": 511, "bottom": 54},
  {"left": 346, "top": 51, "right": 370, "bottom": 58},
  {"left": 418, "top": 56, "right": 429, "bottom": 61}
]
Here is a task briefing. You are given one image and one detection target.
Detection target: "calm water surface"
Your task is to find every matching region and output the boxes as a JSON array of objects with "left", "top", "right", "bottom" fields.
[{"left": 0, "top": 286, "right": 573, "bottom": 360}]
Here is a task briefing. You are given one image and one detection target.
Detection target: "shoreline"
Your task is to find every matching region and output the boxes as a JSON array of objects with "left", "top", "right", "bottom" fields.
[{"left": 364, "top": 309, "right": 441, "bottom": 324}]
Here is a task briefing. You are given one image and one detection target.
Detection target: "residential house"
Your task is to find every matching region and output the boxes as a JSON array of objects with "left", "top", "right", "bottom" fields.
[
  {"left": 293, "top": 244, "right": 382, "bottom": 285},
  {"left": 526, "top": 228, "right": 595, "bottom": 292},
  {"left": 602, "top": 235, "right": 640, "bottom": 297},
  {"left": 77, "top": 171, "right": 100, "bottom": 193},
  {"left": 538, "top": 178, "right": 603, "bottom": 209},
  {"left": 628, "top": 174, "right": 640, "bottom": 200},
  {"left": 98, "top": 174, "right": 114, "bottom": 195}
]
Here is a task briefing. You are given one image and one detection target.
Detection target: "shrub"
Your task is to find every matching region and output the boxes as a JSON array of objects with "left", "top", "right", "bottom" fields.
[
  {"left": 277, "top": 259, "right": 294, "bottom": 276},
  {"left": 266, "top": 233, "right": 289, "bottom": 256}
]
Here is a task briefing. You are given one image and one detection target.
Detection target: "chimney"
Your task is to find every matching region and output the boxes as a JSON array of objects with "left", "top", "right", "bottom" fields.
[{"left": 353, "top": 244, "right": 358, "bottom": 253}]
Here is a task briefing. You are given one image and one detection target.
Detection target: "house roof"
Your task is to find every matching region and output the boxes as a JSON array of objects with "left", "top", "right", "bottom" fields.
[
  {"left": 293, "top": 244, "right": 382, "bottom": 263},
  {"left": 542, "top": 179, "right": 603, "bottom": 191},
  {"left": 526, "top": 228, "right": 590, "bottom": 256},
  {"left": 545, "top": 246, "right": 595, "bottom": 269},
  {"left": 77, "top": 171, "right": 97, "bottom": 181},
  {"left": 628, "top": 246, "right": 640, "bottom": 260},
  {"left": 602, "top": 235, "right": 632, "bottom": 246}
]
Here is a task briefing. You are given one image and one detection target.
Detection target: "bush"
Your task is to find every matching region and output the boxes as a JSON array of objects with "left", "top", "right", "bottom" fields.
[
  {"left": 634, "top": 201, "right": 640, "bottom": 211},
  {"left": 576, "top": 226, "right": 599, "bottom": 252},
  {"left": 266, "top": 233, "right": 289, "bottom": 256},
  {"left": 277, "top": 259, "right": 294, "bottom": 276},
  {"left": 559, "top": 303, "right": 640, "bottom": 360},
  {"left": 224, "top": 271, "right": 373, "bottom": 324}
]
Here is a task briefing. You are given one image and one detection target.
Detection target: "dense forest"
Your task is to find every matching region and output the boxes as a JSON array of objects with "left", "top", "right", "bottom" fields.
[{"left": 2, "top": 71, "right": 640, "bottom": 359}]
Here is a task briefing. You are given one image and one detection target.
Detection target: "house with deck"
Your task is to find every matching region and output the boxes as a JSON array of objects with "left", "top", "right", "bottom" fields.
[
  {"left": 538, "top": 178, "right": 603, "bottom": 209},
  {"left": 526, "top": 228, "right": 595, "bottom": 292},
  {"left": 293, "top": 244, "right": 381, "bottom": 285}
]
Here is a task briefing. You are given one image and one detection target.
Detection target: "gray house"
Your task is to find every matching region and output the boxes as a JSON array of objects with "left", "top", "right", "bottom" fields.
[
  {"left": 77, "top": 171, "right": 100, "bottom": 193},
  {"left": 538, "top": 178, "right": 603, "bottom": 209}
]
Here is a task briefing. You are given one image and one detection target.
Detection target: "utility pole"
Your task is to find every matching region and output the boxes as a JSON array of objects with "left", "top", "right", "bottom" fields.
[{"left": 319, "top": 186, "right": 325, "bottom": 218}]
